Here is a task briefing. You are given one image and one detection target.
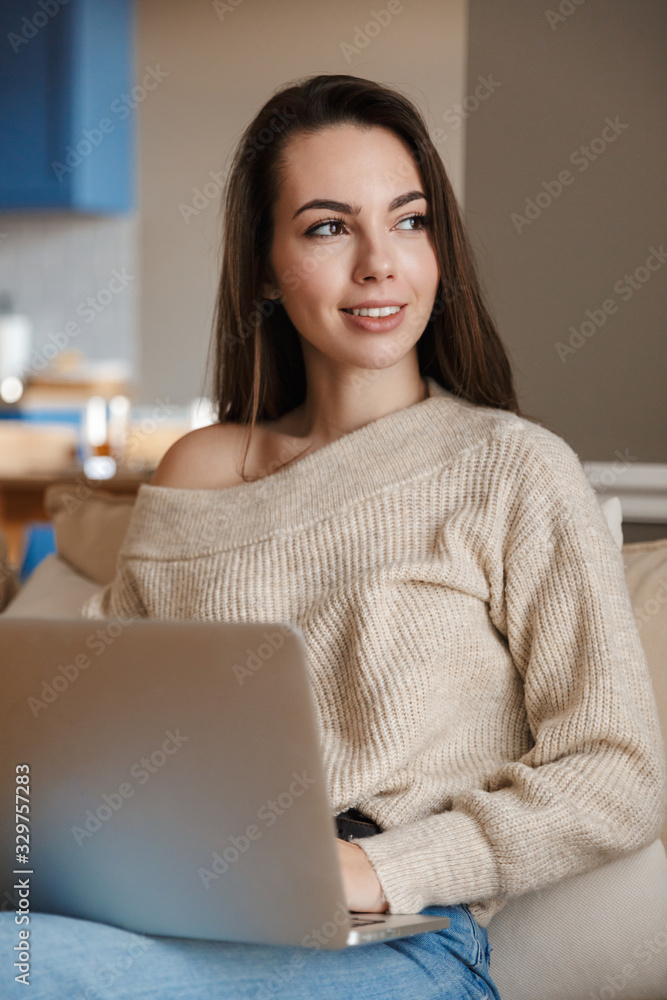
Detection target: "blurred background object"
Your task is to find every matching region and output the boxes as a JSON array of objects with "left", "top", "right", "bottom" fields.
[{"left": 0, "top": 293, "right": 32, "bottom": 404}]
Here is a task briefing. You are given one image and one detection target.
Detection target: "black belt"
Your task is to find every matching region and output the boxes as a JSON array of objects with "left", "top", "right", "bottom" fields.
[{"left": 334, "top": 807, "right": 382, "bottom": 841}]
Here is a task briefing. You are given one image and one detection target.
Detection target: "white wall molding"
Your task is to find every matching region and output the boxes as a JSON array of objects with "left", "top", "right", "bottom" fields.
[{"left": 583, "top": 462, "right": 667, "bottom": 523}]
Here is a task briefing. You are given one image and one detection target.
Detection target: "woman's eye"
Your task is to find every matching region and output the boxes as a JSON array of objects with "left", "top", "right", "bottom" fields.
[
  {"left": 308, "top": 219, "right": 345, "bottom": 238},
  {"left": 396, "top": 213, "right": 428, "bottom": 231},
  {"left": 306, "top": 213, "right": 428, "bottom": 238}
]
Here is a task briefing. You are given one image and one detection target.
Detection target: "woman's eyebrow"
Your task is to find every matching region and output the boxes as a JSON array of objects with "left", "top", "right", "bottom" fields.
[{"left": 292, "top": 190, "right": 427, "bottom": 220}]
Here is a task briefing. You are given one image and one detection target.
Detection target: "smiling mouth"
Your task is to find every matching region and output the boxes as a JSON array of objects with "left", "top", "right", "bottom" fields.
[{"left": 341, "top": 305, "right": 405, "bottom": 317}]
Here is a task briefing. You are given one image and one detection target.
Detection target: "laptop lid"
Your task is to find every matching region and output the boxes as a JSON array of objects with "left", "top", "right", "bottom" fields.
[{"left": 0, "top": 616, "right": 360, "bottom": 948}]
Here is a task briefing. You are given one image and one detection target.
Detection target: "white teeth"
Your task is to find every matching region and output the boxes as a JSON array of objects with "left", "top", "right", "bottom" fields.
[{"left": 347, "top": 305, "right": 402, "bottom": 317}]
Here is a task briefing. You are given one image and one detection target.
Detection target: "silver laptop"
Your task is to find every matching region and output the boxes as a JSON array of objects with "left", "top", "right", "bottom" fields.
[{"left": 0, "top": 617, "right": 449, "bottom": 948}]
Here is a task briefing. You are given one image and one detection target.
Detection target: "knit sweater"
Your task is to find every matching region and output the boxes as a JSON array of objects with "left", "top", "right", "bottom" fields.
[{"left": 80, "top": 376, "right": 666, "bottom": 927}]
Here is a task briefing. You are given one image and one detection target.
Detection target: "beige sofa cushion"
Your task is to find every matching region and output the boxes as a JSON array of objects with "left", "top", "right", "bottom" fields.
[
  {"left": 1, "top": 553, "right": 102, "bottom": 618},
  {"left": 489, "top": 837, "right": 667, "bottom": 1000},
  {"left": 44, "top": 482, "right": 135, "bottom": 586},
  {"left": 622, "top": 538, "right": 667, "bottom": 848}
]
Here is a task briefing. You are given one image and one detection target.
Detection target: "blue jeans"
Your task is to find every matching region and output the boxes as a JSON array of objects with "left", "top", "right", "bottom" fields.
[{"left": 1, "top": 903, "right": 501, "bottom": 999}]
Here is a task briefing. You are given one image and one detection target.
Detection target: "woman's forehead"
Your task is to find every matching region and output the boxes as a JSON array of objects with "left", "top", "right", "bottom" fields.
[{"left": 276, "top": 125, "right": 423, "bottom": 206}]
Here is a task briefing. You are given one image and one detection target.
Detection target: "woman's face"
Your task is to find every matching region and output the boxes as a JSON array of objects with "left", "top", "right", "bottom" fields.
[{"left": 262, "top": 124, "right": 441, "bottom": 374}]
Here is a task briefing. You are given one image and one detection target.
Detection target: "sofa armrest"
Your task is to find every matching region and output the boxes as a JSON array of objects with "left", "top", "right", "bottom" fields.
[
  {"left": 489, "top": 838, "right": 667, "bottom": 1000},
  {"left": 1, "top": 554, "right": 102, "bottom": 619}
]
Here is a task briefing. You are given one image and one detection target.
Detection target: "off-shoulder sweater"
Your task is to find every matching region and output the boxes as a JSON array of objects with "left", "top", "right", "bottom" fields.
[{"left": 80, "top": 376, "right": 666, "bottom": 927}]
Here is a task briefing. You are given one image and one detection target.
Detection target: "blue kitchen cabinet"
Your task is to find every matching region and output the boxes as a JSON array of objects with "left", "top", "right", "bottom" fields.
[{"left": 0, "top": 0, "right": 135, "bottom": 213}]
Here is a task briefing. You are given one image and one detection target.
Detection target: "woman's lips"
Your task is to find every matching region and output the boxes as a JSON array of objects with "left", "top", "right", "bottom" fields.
[{"left": 340, "top": 304, "right": 407, "bottom": 332}]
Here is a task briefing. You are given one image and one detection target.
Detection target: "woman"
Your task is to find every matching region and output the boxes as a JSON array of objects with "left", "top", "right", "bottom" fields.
[{"left": 6, "top": 73, "right": 664, "bottom": 1000}]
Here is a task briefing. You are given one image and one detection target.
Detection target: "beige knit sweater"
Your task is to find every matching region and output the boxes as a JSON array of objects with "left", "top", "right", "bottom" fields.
[{"left": 80, "top": 376, "right": 666, "bottom": 927}]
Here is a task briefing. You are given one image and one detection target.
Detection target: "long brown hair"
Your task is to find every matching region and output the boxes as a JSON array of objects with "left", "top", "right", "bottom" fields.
[{"left": 205, "top": 73, "right": 528, "bottom": 479}]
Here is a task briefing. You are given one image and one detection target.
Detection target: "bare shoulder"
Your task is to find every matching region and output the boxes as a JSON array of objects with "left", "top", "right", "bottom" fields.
[
  {"left": 150, "top": 409, "right": 308, "bottom": 490},
  {"left": 150, "top": 422, "right": 249, "bottom": 490}
]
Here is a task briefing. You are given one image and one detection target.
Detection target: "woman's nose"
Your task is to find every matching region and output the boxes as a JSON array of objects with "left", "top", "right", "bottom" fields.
[{"left": 351, "top": 240, "right": 397, "bottom": 283}]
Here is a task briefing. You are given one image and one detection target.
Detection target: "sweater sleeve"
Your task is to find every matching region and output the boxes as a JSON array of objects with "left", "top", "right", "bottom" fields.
[
  {"left": 80, "top": 557, "right": 148, "bottom": 621},
  {"left": 352, "top": 429, "right": 667, "bottom": 915}
]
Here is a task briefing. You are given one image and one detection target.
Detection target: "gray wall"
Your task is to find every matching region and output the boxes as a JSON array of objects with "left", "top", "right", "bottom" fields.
[{"left": 464, "top": 0, "right": 666, "bottom": 471}]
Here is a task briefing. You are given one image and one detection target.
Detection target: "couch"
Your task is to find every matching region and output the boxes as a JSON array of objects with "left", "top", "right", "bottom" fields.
[{"left": 2, "top": 484, "right": 666, "bottom": 1000}]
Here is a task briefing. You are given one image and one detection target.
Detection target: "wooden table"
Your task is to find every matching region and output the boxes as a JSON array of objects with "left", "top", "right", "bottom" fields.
[{"left": 0, "top": 467, "right": 153, "bottom": 567}]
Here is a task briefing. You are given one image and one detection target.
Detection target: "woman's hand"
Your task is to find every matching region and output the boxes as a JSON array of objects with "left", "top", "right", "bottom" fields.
[{"left": 336, "top": 839, "right": 389, "bottom": 913}]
